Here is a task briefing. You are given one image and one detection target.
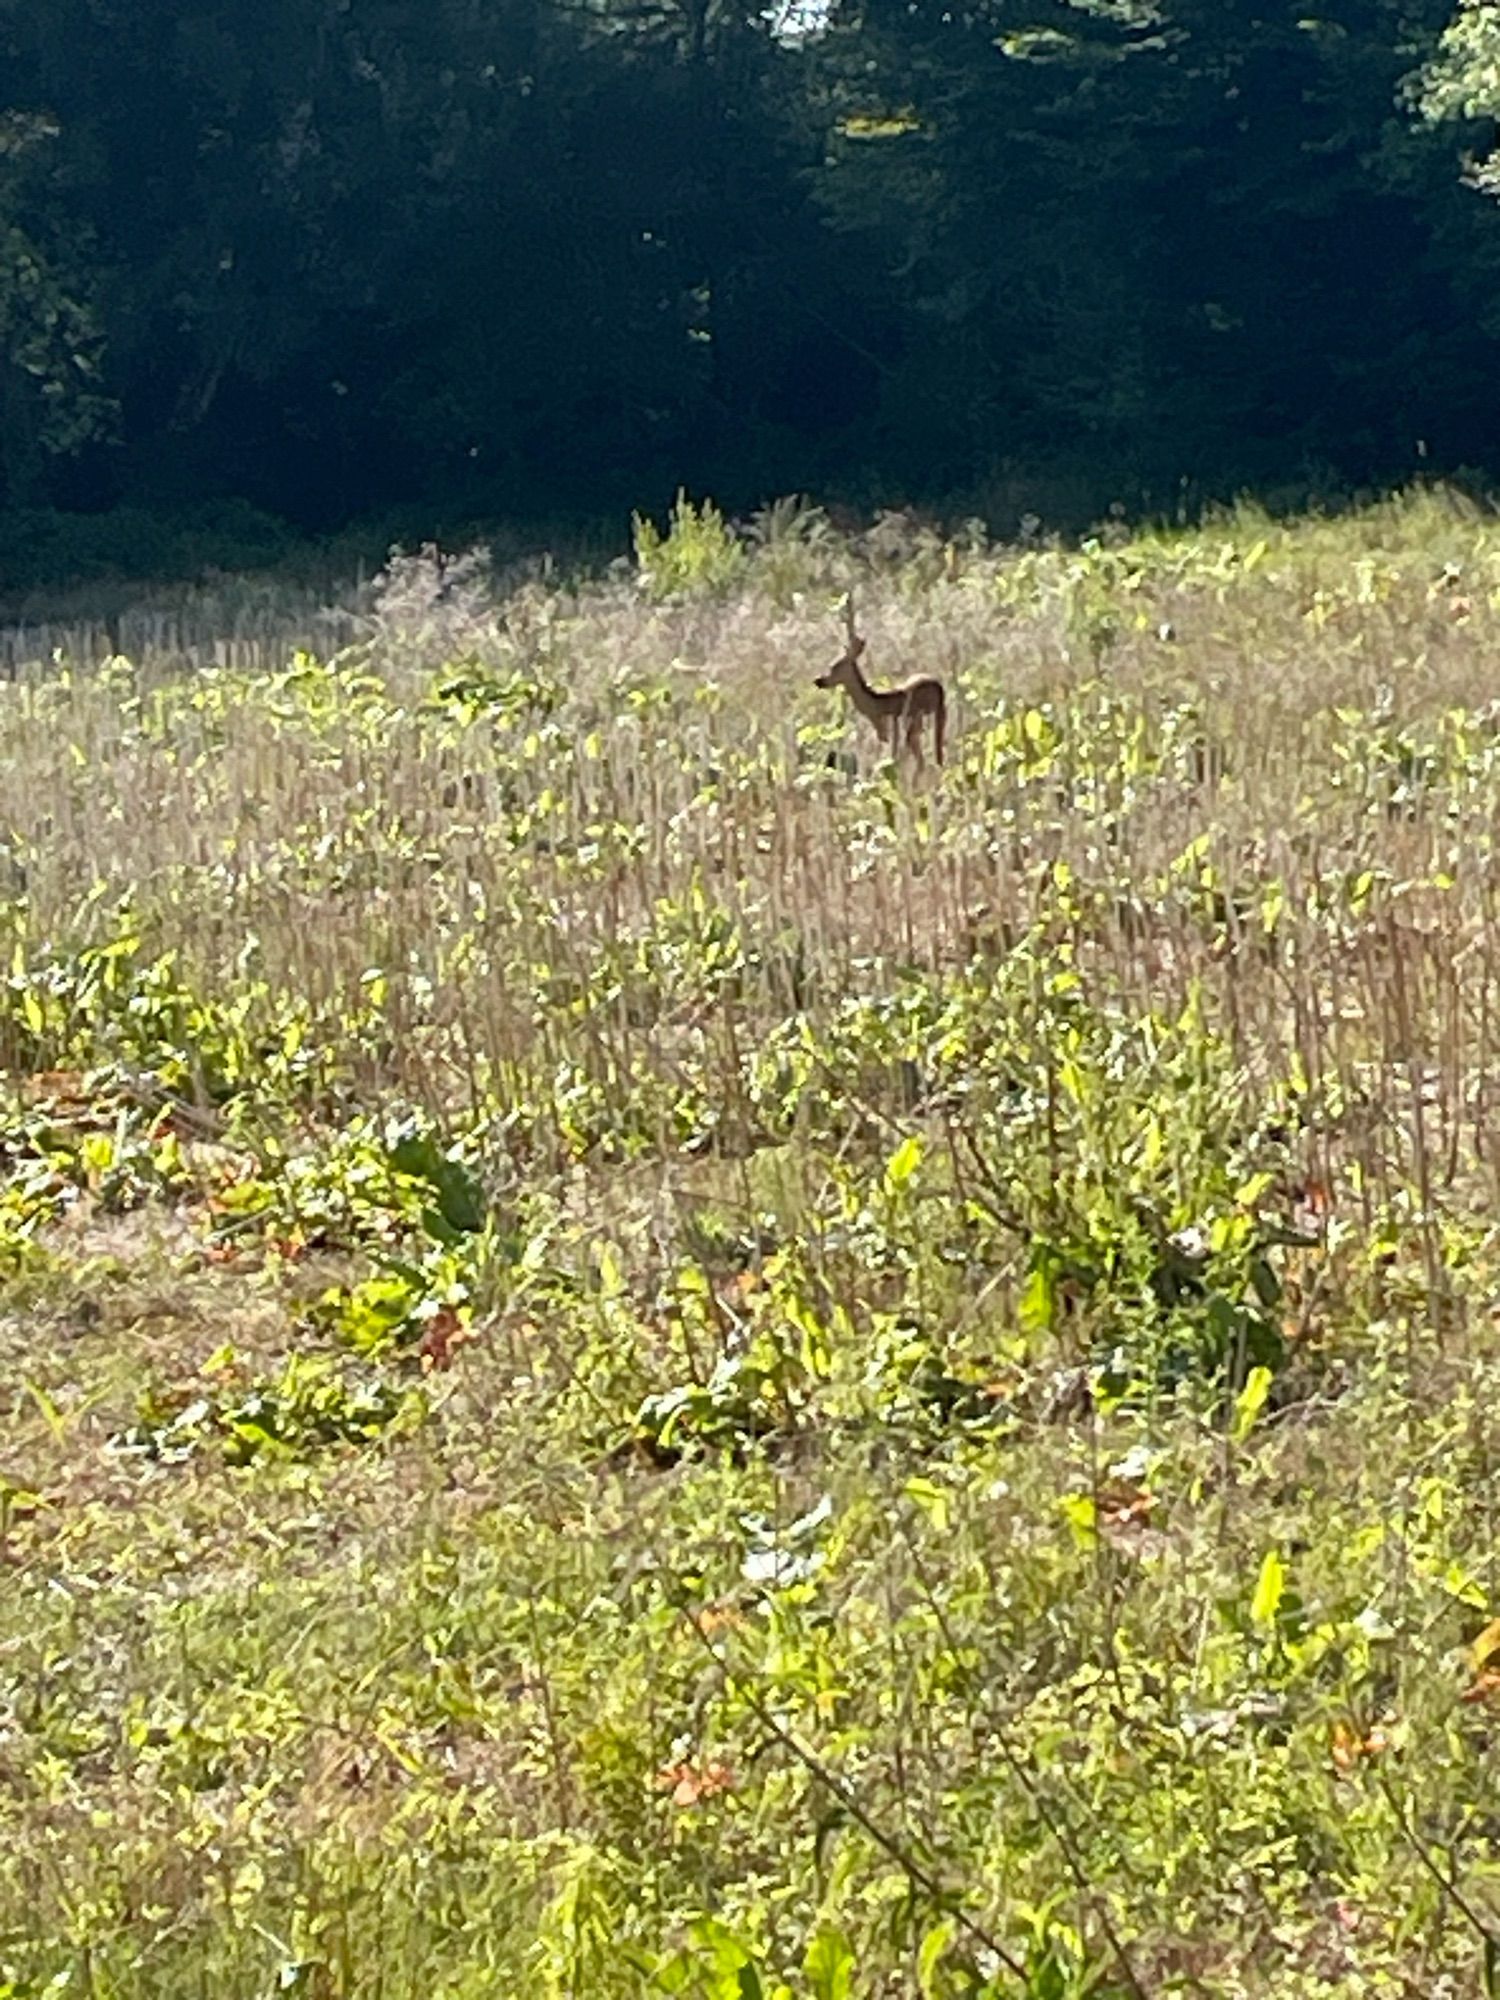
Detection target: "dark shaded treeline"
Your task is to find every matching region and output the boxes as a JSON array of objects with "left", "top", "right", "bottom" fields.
[{"left": 2, "top": 0, "right": 1499, "bottom": 575}]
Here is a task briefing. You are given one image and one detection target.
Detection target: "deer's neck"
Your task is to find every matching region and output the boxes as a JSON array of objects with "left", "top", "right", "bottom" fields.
[{"left": 843, "top": 658, "right": 893, "bottom": 717}]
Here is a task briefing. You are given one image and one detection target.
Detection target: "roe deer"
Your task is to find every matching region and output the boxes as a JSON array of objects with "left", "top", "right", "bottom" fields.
[{"left": 813, "top": 596, "right": 946, "bottom": 766}]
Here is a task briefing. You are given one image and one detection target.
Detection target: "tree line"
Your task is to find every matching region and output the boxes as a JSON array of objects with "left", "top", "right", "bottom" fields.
[{"left": 3, "top": 0, "right": 1500, "bottom": 572}]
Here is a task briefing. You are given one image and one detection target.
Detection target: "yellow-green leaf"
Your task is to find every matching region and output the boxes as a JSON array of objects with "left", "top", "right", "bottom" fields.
[
  {"left": 904, "top": 1476, "right": 951, "bottom": 1532},
  {"left": 1231, "top": 1366, "right": 1274, "bottom": 1444},
  {"left": 883, "top": 1135, "right": 923, "bottom": 1192},
  {"left": 1472, "top": 1617, "right": 1500, "bottom": 1672},
  {"left": 1060, "top": 1493, "right": 1098, "bottom": 1549},
  {"left": 1251, "top": 1548, "right": 1286, "bottom": 1629}
]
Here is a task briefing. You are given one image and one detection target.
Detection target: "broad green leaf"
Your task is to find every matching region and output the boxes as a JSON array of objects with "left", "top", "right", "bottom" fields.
[
  {"left": 691, "top": 1919, "right": 764, "bottom": 2000},
  {"left": 387, "top": 1130, "right": 487, "bottom": 1234},
  {"left": 804, "top": 1927, "right": 853, "bottom": 2000}
]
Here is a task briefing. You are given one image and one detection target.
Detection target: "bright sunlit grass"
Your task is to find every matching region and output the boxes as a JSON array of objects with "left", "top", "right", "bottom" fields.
[{"left": 3, "top": 486, "right": 1500, "bottom": 1995}]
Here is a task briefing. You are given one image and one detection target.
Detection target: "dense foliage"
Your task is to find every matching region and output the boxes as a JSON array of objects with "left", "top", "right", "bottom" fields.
[
  {"left": 5, "top": 492, "right": 1500, "bottom": 1990},
  {"left": 5, "top": 0, "right": 1500, "bottom": 570}
]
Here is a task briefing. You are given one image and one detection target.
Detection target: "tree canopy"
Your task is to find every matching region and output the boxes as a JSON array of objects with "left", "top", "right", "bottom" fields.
[{"left": 3, "top": 0, "right": 1500, "bottom": 555}]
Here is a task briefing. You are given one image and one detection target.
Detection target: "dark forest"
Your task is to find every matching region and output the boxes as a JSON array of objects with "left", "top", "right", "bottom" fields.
[{"left": 4, "top": 0, "right": 1500, "bottom": 581}]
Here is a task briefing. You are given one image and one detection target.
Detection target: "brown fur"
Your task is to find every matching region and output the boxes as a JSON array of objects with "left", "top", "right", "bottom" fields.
[{"left": 813, "top": 599, "right": 947, "bottom": 766}]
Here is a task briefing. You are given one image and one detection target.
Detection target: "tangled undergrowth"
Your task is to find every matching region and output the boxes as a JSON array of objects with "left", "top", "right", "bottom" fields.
[{"left": 3, "top": 489, "right": 1500, "bottom": 1996}]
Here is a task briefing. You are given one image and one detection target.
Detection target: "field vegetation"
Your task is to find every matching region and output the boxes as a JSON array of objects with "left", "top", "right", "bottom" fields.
[{"left": 4, "top": 487, "right": 1500, "bottom": 1996}]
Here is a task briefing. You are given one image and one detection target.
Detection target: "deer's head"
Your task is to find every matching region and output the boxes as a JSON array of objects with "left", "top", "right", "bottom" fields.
[{"left": 814, "top": 597, "right": 867, "bottom": 688}]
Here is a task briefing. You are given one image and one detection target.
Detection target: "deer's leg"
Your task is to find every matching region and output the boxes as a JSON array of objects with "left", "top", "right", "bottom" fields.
[
  {"left": 933, "top": 696, "right": 946, "bottom": 766},
  {"left": 905, "top": 709, "right": 924, "bottom": 766}
]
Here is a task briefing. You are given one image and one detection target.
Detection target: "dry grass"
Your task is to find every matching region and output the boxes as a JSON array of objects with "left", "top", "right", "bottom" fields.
[{"left": 2, "top": 487, "right": 1500, "bottom": 1995}]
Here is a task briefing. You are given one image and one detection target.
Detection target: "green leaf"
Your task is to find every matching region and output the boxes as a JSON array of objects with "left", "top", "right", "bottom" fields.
[
  {"left": 1443, "top": 1562, "right": 1490, "bottom": 1611},
  {"left": 1230, "top": 1365, "right": 1274, "bottom": 1443},
  {"left": 1029, "top": 1947, "right": 1068, "bottom": 2000},
  {"left": 1018, "top": 1257, "right": 1056, "bottom": 1335},
  {"left": 597, "top": 1241, "right": 625, "bottom": 1299},
  {"left": 1055, "top": 1057, "right": 1088, "bottom": 1105},
  {"left": 904, "top": 1475, "right": 951, "bottom": 1531},
  {"left": 386, "top": 1126, "right": 486, "bottom": 1233},
  {"left": 1251, "top": 1548, "right": 1286, "bottom": 1629},
  {"left": 883, "top": 1134, "right": 923, "bottom": 1193},
  {"left": 917, "top": 1919, "right": 955, "bottom": 1997},
  {"left": 804, "top": 1929, "right": 853, "bottom": 2000},
  {"left": 1059, "top": 1493, "right": 1098, "bottom": 1549},
  {"left": 691, "top": 1919, "right": 765, "bottom": 2000}
]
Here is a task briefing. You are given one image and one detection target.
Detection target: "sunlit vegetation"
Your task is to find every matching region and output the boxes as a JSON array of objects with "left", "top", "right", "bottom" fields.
[{"left": 4, "top": 488, "right": 1500, "bottom": 1994}]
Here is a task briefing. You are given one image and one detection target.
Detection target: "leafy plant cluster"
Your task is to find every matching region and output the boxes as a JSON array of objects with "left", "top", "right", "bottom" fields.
[{"left": 2, "top": 496, "right": 1500, "bottom": 1994}]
